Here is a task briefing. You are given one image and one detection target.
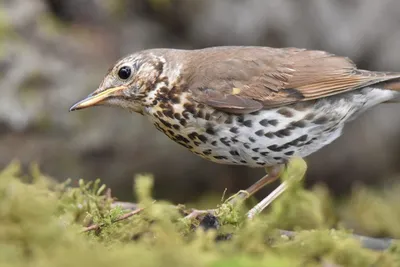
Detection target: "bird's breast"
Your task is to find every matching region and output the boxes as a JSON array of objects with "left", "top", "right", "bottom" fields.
[{"left": 143, "top": 96, "right": 348, "bottom": 167}]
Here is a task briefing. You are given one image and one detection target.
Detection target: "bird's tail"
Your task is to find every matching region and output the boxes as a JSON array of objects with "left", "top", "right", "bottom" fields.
[{"left": 374, "top": 74, "right": 400, "bottom": 103}]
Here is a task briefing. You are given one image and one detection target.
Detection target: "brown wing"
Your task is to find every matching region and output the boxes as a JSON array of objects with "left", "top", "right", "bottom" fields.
[{"left": 182, "top": 46, "right": 400, "bottom": 114}]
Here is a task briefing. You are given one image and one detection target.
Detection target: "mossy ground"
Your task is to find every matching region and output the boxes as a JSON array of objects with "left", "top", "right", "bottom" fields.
[{"left": 1, "top": 160, "right": 400, "bottom": 267}]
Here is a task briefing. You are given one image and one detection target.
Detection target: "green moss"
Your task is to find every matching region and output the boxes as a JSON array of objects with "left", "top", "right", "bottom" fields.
[{"left": 0, "top": 161, "right": 399, "bottom": 267}]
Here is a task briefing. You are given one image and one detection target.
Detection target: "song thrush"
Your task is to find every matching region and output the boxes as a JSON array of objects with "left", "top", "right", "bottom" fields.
[{"left": 70, "top": 46, "right": 400, "bottom": 218}]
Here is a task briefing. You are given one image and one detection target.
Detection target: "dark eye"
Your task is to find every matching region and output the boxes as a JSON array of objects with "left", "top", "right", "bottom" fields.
[{"left": 117, "top": 66, "right": 132, "bottom": 80}]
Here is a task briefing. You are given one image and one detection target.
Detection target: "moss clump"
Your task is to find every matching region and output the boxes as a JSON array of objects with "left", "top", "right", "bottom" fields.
[{"left": 0, "top": 161, "right": 400, "bottom": 267}]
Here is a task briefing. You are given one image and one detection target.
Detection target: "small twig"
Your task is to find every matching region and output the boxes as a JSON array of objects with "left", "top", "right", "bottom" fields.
[
  {"left": 113, "top": 207, "right": 144, "bottom": 223},
  {"left": 82, "top": 207, "right": 144, "bottom": 233}
]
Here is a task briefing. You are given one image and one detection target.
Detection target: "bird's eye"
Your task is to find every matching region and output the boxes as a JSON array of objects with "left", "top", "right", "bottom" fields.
[{"left": 117, "top": 66, "right": 132, "bottom": 80}]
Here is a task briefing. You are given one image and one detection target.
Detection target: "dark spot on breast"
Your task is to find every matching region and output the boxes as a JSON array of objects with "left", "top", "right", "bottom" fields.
[
  {"left": 211, "top": 141, "right": 217, "bottom": 146},
  {"left": 284, "top": 151, "right": 294, "bottom": 156},
  {"left": 229, "top": 150, "right": 239, "bottom": 156},
  {"left": 230, "top": 127, "right": 239, "bottom": 133},
  {"left": 220, "top": 137, "right": 230, "bottom": 147},
  {"left": 206, "top": 125, "right": 216, "bottom": 135},
  {"left": 172, "top": 124, "right": 180, "bottom": 130},
  {"left": 260, "top": 151, "right": 269, "bottom": 156},
  {"left": 305, "top": 113, "right": 315, "bottom": 120},
  {"left": 159, "top": 102, "right": 168, "bottom": 109},
  {"left": 275, "top": 129, "right": 291, "bottom": 137},
  {"left": 163, "top": 108, "right": 174, "bottom": 118},
  {"left": 259, "top": 119, "right": 269, "bottom": 127},
  {"left": 183, "top": 103, "right": 196, "bottom": 114},
  {"left": 160, "top": 87, "right": 169, "bottom": 94},
  {"left": 273, "top": 157, "right": 282, "bottom": 161},
  {"left": 244, "top": 143, "right": 251, "bottom": 149},
  {"left": 179, "top": 119, "right": 187, "bottom": 126},
  {"left": 268, "top": 119, "right": 278, "bottom": 126},
  {"left": 205, "top": 113, "right": 211, "bottom": 120},
  {"left": 156, "top": 111, "right": 164, "bottom": 118},
  {"left": 203, "top": 149, "right": 212, "bottom": 155},
  {"left": 268, "top": 145, "right": 282, "bottom": 152},
  {"left": 249, "top": 137, "right": 256, "bottom": 143},
  {"left": 167, "top": 130, "right": 175, "bottom": 136},
  {"left": 255, "top": 130, "right": 264, "bottom": 136},
  {"left": 281, "top": 144, "right": 290, "bottom": 149},
  {"left": 175, "top": 135, "right": 190, "bottom": 143},
  {"left": 198, "top": 135, "right": 208, "bottom": 143},
  {"left": 256, "top": 162, "right": 266, "bottom": 166},
  {"left": 174, "top": 113, "right": 181, "bottom": 120},
  {"left": 159, "top": 118, "right": 172, "bottom": 128},
  {"left": 313, "top": 116, "right": 329, "bottom": 124},
  {"left": 252, "top": 148, "right": 259, "bottom": 152},
  {"left": 304, "top": 140, "right": 314, "bottom": 145},
  {"left": 237, "top": 115, "right": 245, "bottom": 123},
  {"left": 188, "top": 132, "right": 198, "bottom": 140},
  {"left": 225, "top": 116, "right": 233, "bottom": 124},
  {"left": 291, "top": 120, "right": 306, "bottom": 128},
  {"left": 214, "top": 155, "right": 228, "bottom": 160},
  {"left": 243, "top": 120, "right": 252, "bottom": 127},
  {"left": 182, "top": 111, "right": 190, "bottom": 119},
  {"left": 240, "top": 160, "right": 247, "bottom": 164},
  {"left": 194, "top": 141, "right": 201, "bottom": 146},
  {"left": 264, "top": 132, "right": 274, "bottom": 138},
  {"left": 298, "top": 134, "right": 308, "bottom": 142},
  {"left": 252, "top": 157, "right": 259, "bottom": 160},
  {"left": 308, "top": 137, "right": 318, "bottom": 144},
  {"left": 197, "top": 110, "right": 205, "bottom": 119},
  {"left": 277, "top": 108, "right": 294, "bottom": 117},
  {"left": 231, "top": 138, "right": 239, "bottom": 143},
  {"left": 152, "top": 100, "right": 158, "bottom": 105},
  {"left": 171, "top": 96, "right": 180, "bottom": 104}
]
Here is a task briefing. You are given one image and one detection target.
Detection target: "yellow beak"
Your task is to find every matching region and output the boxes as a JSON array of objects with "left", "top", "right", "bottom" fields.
[{"left": 69, "top": 86, "right": 127, "bottom": 111}]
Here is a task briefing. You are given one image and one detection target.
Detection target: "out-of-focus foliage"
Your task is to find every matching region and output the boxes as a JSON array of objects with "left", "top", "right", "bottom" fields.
[{"left": 1, "top": 162, "right": 400, "bottom": 267}]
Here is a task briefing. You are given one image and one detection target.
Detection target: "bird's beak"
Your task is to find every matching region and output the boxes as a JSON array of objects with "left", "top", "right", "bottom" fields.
[{"left": 69, "top": 86, "right": 127, "bottom": 111}]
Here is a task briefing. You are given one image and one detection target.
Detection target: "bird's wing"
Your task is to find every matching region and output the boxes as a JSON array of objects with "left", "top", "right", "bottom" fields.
[{"left": 184, "top": 46, "right": 400, "bottom": 114}]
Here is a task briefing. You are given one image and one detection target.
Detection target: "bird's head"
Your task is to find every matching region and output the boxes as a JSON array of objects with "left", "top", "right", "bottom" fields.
[{"left": 69, "top": 50, "right": 167, "bottom": 114}]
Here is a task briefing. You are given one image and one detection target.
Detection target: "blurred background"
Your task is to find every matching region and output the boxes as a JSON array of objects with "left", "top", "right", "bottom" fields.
[{"left": 2, "top": 0, "right": 400, "bottom": 204}]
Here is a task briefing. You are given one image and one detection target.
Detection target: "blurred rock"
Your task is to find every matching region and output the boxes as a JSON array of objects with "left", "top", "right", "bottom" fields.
[{"left": 1, "top": 0, "right": 400, "bottom": 203}]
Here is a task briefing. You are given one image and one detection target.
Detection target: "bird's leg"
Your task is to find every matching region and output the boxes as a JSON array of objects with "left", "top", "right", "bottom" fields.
[
  {"left": 247, "top": 157, "right": 307, "bottom": 219},
  {"left": 183, "top": 165, "right": 284, "bottom": 220},
  {"left": 226, "top": 164, "right": 285, "bottom": 205}
]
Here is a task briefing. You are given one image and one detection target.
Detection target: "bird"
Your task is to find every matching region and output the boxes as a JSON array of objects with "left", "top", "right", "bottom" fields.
[{"left": 69, "top": 46, "right": 400, "bottom": 218}]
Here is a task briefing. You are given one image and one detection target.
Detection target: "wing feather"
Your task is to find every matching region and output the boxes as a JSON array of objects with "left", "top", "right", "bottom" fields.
[{"left": 181, "top": 46, "right": 400, "bottom": 114}]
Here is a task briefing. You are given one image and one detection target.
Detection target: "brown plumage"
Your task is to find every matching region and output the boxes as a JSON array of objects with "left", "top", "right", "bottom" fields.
[
  {"left": 69, "top": 46, "right": 400, "bottom": 218},
  {"left": 178, "top": 47, "right": 400, "bottom": 113}
]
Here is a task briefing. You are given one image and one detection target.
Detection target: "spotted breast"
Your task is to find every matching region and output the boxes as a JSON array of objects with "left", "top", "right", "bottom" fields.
[{"left": 142, "top": 82, "right": 396, "bottom": 168}]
